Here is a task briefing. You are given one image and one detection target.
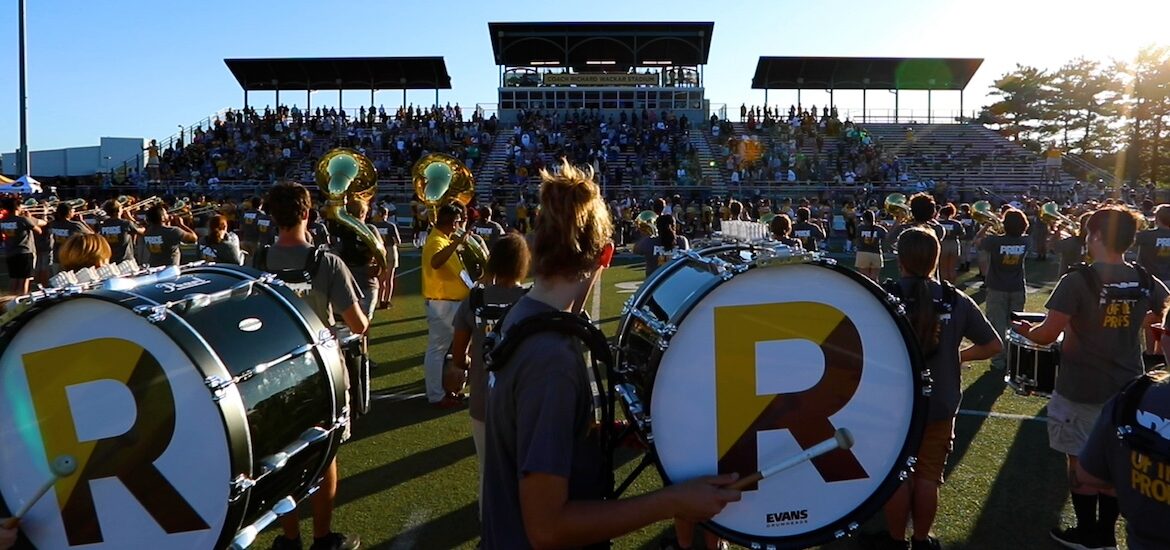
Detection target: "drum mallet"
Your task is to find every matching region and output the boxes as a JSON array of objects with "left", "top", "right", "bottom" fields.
[
  {"left": 728, "top": 428, "right": 854, "bottom": 491},
  {"left": 3, "top": 455, "right": 78, "bottom": 529}
]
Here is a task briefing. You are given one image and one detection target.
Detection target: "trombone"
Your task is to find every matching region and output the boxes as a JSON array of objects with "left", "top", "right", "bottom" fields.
[
  {"left": 122, "top": 196, "right": 163, "bottom": 213},
  {"left": 166, "top": 198, "right": 191, "bottom": 216},
  {"left": 24, "top": 198, "right": 85, "bottom": 217}
]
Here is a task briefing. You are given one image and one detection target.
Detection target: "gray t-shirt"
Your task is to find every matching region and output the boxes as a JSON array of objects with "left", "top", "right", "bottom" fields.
[
  {"left": 792, "top": 221, "right": 827, "bottom": 251},
  {"left": 1, "top": 216, "right": 36, "bottom": 255},
  {"left": 453, "top": 284, "right": 528, "bottom": 421},
  {"left": 265, "top": 243, "right": 361, "bottom": 327},
  {"left": 1057, "top": 236, "right": 1085, "bottom": 275},
  {"left": 199, "top": 233, "right": 243, "bottom": 265},
  {"left": 898, "top": 278, "right": 999, "bottom": 421},
  {"left": 473, "top": 220, "right": 506, "bottom": 247},
  {"left": 981, "top": 235, "right": 1030, "bottom": 292},
  {"left": 47, "top": 219, "right": 91, "bottom": 257},
  {"left": 1079, "top": 381, "right": 1170, "bottom": 549},
  {"left": 1135, "top": 227, "right": 1170, "bottom": 281},
  {"left": 633, "top": 235, "right": 689, "bottom": 279},
  {"left": 1047, "top": 263, "right": 1170, "bottom": 403},
  {"left": 482, "top": 296, "right": 606, "bottom": 549},
  {"left": 855, "top": 223, "right": 887, "bottom": 254},
  {"left": 144, "top": 225, "right": 184, "bottom": 266},
  {"left": 97, "top": 218, "right": 140, "bottom": 262}
]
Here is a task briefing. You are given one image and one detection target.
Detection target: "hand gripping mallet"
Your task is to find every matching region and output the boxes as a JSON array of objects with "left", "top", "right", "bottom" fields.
[
  {"left": 728, "top": 428, "right": 855, "bottom": 491},
  {"left": 3, "top": 455, "right": 78, "bottom": 529}
]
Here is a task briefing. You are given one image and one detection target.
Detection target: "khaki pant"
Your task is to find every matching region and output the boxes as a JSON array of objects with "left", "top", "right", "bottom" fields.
[{"left": 985, "top": 289, "right": 1026, "bottom": 368}]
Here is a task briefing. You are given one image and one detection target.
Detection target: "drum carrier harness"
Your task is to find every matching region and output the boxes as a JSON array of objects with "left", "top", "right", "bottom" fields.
[
  {"left": 483, "top": 304, "right": 624, "bottom": 500},
  {"left": 882, "top": 277, "right": 959, "bottom": 358},
  {"left": 1111, "top": 370, "right": 1170, "bottom": 462},
  {"left": 254, "top": 244, "right": 372, "bottom": 417}
]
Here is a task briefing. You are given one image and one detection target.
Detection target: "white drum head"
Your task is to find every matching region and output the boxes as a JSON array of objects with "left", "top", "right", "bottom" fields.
[
  {"left": 650, "top": 263, "right": 920, "bottom": 543},
  {"left": 0, "top": 298, "right": 230, "bottom": 548}
]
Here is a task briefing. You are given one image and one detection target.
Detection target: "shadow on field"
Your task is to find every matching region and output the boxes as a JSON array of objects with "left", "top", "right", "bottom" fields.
[
  {"left": 372, "top": 355, "right": 425, "bottom": 378},
  {"left": 369, "top": 502, "right": 480, "bottom": 549},
  {"left": 378, "top": 314, "right": 426, "bottom": 326},
  {"left": 945, "top": 369, "right": 1006, "bottom": 479},
  {"left": 954, "top": 420, "right": 1065, "bottom": 549},
  {"left": 369, "top": 328, "right": 429, "bottom": 346},
  {"left": 347, "top": 385, "right": 462, "bottom": 444},
  {"left": 336, "top": 437, "right": 475, "bottom": 508}
]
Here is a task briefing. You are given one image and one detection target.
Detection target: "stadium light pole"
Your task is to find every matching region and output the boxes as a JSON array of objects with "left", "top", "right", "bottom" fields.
[{"left": 17, "top": 0, "right": 31, "bottom": 176}]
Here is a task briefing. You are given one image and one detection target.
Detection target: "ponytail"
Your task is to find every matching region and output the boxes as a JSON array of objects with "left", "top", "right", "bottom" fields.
[{"left": 897, "top": 227, "right": 942, "bottom": 357}]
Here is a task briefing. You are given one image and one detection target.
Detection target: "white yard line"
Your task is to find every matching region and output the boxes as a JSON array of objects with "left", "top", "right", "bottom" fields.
[
  {"left": 371, "top": 392, "right": 427, "bottom": 403},
  {"left": 394, "top": 266, "right": 422, "bottom": 279},
  {"left": 388, "top": 506, "right": 431, "bottom": 550},
  {"left": 957, "top": 409, "right": 1047, "bottom": 422}
]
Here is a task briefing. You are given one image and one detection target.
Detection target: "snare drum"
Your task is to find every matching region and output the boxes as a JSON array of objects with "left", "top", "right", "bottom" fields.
[
  {"left": 0, "top": 263, "right": 347, "bottom": 549},
  {"left": 615, "top": 244, "right": 929, "bottom": 549},
  {"left": 1006, "top": 331, "right": 1061, "bottom": 397}
]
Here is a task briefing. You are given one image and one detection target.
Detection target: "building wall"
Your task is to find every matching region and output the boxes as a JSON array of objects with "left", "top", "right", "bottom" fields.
[{"left": 2, "top": 137, "right": 144, "bottom": 177}]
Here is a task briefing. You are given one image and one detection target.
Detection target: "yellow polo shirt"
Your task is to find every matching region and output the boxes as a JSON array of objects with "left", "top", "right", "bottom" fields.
[{"left": 422, "top": 230, "right": 469, "bottom": 301}]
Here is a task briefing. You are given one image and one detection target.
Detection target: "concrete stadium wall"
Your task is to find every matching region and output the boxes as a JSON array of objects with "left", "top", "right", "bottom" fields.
[{"left": 3, "top": 137, "right": 144, "bottom": 177}]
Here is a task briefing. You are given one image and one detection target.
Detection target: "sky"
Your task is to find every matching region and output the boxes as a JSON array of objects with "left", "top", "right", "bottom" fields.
[{"left": 1, "top": 0, "right": 1168, "bottom": 156}]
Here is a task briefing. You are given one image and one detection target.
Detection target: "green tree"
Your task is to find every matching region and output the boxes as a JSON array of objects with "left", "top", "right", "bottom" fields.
[
  {"left": 1045, "top": 58, "right": 1122, "bottom": 156},
  {"left": 981, "top": 65, "right": 1053, "bottom": 146}
]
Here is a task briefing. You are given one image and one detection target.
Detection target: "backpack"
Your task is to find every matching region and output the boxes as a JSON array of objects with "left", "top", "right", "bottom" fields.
[
  {"left": 1068, "top": 262, "right": 1155, "bottom": 309},
  {"left": 483, "top": 307, "right": 619, "bottom": 498},
  {"left": 253, "top": 244, "right": 327, "bottom": 298},
  {"left": 1111, "top": 370, "right": 1170, "bottom": 462}
]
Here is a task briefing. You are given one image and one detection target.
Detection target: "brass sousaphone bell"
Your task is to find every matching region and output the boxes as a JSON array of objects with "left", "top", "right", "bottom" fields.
[
  {"left": 972, "top": 200, "right": 1004, "bottom": 235},
  {"left": 412, "top": 153, "right": 488, "bottom": 284},
  {"left": 316, "top": 148, "right": 388, "bottom": 273},
  {"left": 635, "top": 210, "right": 658, "bottom": 236},
  {"left": 883, "top": 193, "right": 911, "bottom": 224}
]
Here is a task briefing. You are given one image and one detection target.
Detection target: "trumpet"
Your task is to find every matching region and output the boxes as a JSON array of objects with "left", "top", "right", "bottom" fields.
[
  {"left": 1040, "top": 201, "right": 1080, "bottom": 237},
  {"left": 972, "top": 200, "right": 1004, "bottom": 235},
  {"left": 884, "top": 193, "right": 911, "bottom": 224}
]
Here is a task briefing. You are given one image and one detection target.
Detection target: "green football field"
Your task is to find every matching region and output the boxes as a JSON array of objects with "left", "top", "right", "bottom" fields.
[{"left": 258, "top": 250, "right": 1119, "bottom": 550}]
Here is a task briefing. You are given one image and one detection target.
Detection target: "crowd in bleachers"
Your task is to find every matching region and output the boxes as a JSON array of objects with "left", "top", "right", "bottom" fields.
[
  {"left": 144, "top": 103, "right": 498, "bottom": 189},
  {"left": 711, "top": 104, "right": 913, "bottom": 186},
  {"left": 496, "top": 108, "right": 705, "bottom": 196}
]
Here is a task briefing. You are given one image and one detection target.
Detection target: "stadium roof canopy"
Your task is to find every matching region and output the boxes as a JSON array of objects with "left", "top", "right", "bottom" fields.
[
  {"left": 751, "top": 57, "right": 984, "bottom": 91},
  {"left": 488, "top": 22, "right": 714, "bottom": 69},
  {"left": 223, "top": 57, "right": 452, "bottom": 91}
]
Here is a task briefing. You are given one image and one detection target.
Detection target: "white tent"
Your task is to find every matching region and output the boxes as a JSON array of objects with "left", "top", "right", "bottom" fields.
[{"left": 7, "top": 175, "right": 43, "bottom": 195}]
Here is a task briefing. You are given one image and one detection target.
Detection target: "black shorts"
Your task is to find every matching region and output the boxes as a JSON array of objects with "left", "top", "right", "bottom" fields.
[{"left": 6, "top": 253, "right": 35, "bottom": 280}]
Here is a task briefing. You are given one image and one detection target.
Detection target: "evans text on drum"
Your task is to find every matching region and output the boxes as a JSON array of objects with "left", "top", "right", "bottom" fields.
[
  {"left": 614, "top": 242, "right": 930, "bottom": 549},
  {"left": 0, "top": 263, "right": 348, "bottom": 549}
]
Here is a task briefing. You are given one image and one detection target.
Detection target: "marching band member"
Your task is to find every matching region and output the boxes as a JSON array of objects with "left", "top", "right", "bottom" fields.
[
  {"left": 1012, "top": 206, "right": 1169, "bottom": 550},
  {"left": 854, "top": 209, "right": 887, "bottom": 282},
  {"left": 336, "top": 200, "right": 381, "bottom": 320},
  {"left": 263, "top": 182, "right": 367, "bottom": 550},
  {"left": 1074, "top": 370, "right": 1170, "bottom": 549},
  {"left": 96, "top": 199, "right": 144, "bottom": 263},
  {"left": 1135, "top": 204, "right": 1170, "bottom": 285},
  {"left": 451, "top": 233, "right": 530, "bottom": 522},
  {"left": 482, "top": 160, "right": 741, "bottom": 549},
  {"left": 769, "top": 214, "right": 804, "bottom": 250},
  {"left": 372, "top": 207, "right": 401, "bottom": 309},
  {"left": 58, "top": 233, "right": 112, "bottom": 271},
  {"left": 979, "top": 208, "right": 1029, "bottom": 371},
  {"left": 873, "top": 228, "right": 1001, "bottom": 550},
  {"left": 792, "top": 207, "right": 827, "bottom": 251},
  {"left": 199, "top": 214, "right": 244, "bottom": 265},
  {"left": 422, "top": 203, "right": 472, "bottom": 408},
  {"left": 1056, "top": 212, "right": 1092, "bottom": 275},
  {"left": 47, "top": 202, "right": 93, "bottom": 273},
  {"left": 633, "top": 214, "right": 689, "bottom": 280},
  {"left": 1, "top": 198, "right": 46, "bottom": 295},
  {"left": 143, "top": 203, "right": 197, "bottom": 267},
  {"left": 936, "top": 204, "right": 964, "bottom": 284}
]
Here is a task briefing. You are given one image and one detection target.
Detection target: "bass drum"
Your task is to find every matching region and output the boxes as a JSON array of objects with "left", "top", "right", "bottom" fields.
[
  {"left": 0, "top": 263, "right": 347, "bottom": 549},
  {"left": 615, "top": 244, "right": 929, "bottom": 549}
]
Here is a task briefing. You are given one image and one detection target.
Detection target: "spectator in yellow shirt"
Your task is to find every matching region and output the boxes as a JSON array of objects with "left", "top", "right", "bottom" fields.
[{"left": 422, "top": 203, "right": 472, "bottom": 408}]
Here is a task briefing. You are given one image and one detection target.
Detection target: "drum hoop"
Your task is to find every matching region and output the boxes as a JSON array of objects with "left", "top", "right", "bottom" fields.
[
  {"left": 1007, "top": 330, "right": 1062, "bottom": 351},
  {"left": 619, "top": 246, "right": 931, "bottom": 548},
  {"left": 0, "top": 287, "right": 251, "bottom": 549}
]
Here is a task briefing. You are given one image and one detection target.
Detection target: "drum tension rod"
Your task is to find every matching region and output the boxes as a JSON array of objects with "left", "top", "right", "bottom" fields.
[{"left": 230, "top": 427, "right": 332, "bottom": 502}]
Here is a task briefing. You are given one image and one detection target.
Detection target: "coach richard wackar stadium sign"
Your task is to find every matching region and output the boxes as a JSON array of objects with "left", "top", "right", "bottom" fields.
[{"left": 543, "top": 73, "right": 659, "bottom": 86}]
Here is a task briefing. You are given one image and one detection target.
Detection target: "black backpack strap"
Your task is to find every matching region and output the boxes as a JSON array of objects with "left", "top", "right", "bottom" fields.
[
  {"left": 304, "top": 245, "right": 326, "bottom": 280},
  {"left": 1112, "top": 371, "right": 1170, "bottom": 461},
  {"left": 1131, "top": 262, "right": 1155, "bottom": 298},
  {"left": 485, "top": 311, "right": 613, "bottom": 372},
  {"left": 940, "top": 280, "right": 959, "bottom": 313},
  {"left": 469, "top": 285, "right": 486, "bottom": 320},
  {"left": 1069, "top": 263, "right": 1103, "bottom": 304}
]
